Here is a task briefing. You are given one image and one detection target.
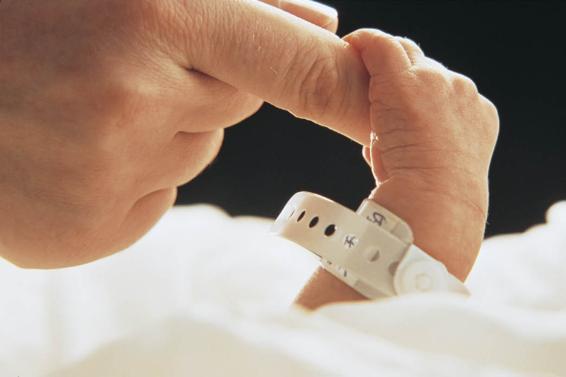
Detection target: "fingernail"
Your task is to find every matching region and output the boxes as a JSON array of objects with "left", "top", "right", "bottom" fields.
[{"left": 281, "top": 0, "right": 338, "bottom": 21}]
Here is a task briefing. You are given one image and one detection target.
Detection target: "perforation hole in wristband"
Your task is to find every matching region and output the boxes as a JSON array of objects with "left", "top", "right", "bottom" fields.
[
  {"left": 309, "top": 216, "right": 319, "bottom": 228},
  {"left": 324, "top": 224, "right": 336, "bottom": 237}
]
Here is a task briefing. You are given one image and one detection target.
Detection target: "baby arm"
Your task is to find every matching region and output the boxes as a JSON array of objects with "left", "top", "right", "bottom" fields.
[{"left": 295, "top": 29, "right": 500, "bottom": 309}]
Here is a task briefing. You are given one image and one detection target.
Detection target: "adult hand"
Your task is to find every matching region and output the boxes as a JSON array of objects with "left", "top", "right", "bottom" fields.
[
  {"left": 0, "top": 0, "right": 371, "bottom": 268},
  {"left": 296, "top": 29, "right": 499, "bottom": 309}
]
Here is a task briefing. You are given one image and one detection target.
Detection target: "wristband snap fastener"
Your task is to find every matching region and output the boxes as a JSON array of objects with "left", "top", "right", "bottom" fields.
[{"left": 395, "top": 260, "right": 447, "bottom": 294}]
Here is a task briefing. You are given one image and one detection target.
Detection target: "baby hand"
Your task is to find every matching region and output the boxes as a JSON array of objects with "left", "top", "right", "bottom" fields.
[
  {"left": 296, "top": 29, "right": 499, "bottom": 309},
  {"left": 348, "top": 29, "right": 499, "bottom": 279}
]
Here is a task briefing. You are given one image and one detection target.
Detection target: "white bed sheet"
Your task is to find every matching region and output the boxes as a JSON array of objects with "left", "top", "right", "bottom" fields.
[{"left": 1, "top": 202, "right": 566, "bottom": 376}]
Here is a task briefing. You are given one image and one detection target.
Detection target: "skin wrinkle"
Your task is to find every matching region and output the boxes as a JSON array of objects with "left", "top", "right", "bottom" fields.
[
  {"left": 369, "top": 75, "right": 419, "bottom": 103},
  {"left": 263, "top": 26, "right": 302, "bottom": 103},
  {"left": 390, "top": 169, "right": 489, "bottom": 220},
  {"left": 332, "top": 43, "right": 359, "bottom": 129},
  {"left": 273, "top": 33, "right": 308, "bottom": 110},
  {"left": 295, "top": 46, "right": 341, "bottom": 121}
]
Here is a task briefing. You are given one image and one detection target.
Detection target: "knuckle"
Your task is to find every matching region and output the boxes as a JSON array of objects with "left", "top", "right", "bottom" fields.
[
  {"left": 293, "top": 46, "right": 343, "bottom": 118},
  {"left": 229, "top": 93, "right": 264, "bottom": 120},
  {"left": 398, "top": 36, "right": 420, "bottom": 50},
  {"left": 481, "top": 96, "right": 500, "bottom": 139},
  {"left": 215, "top": 86, "right": 263, "bottom": 118},
  {"left": 416, "top": 67, "right": 450, "bottom": 88},
  {"left": 451, "top": 73, "right": 479, "bottom": 96},
  {"left": 482, "top": 95, "right": 499, "bottom": 118},
  {"left": 397, "top": 37, "right": 424, "bottom": 58},
  {"left": 95, "top": 79, "right": 142, "bottom": 124},
  {"left": 411, "top": 67, "right": 451, "bottom": 99},
  {"left": 81, "top": 75, "right": 150, "bottom": 139}
]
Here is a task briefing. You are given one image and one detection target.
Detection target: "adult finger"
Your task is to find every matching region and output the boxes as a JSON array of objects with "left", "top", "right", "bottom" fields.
[
  {"left": 163, "top": 0, "right": 371, "bottom": 145},
  {"left": 169, "top": 70, "right": 263, "bottom": 133},
  {"left": 168, "top": 0, "right": 340, "bottom": 134},
  {"left": 260, "top": 0, "right": 339, "bottom": 33},
  {"left": 111, "top": 188, "right": 178, "bottom": 259},
  {"left": 145, "top": 130, "right": 224, "bottom": 189}
]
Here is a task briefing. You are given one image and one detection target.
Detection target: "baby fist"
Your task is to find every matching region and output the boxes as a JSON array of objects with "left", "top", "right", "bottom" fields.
[{"left": 348, "top": 29, "right": 499, "bottom": 279}]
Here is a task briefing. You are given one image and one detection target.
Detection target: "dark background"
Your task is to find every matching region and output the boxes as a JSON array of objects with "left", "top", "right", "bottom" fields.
[{"left": 177, "top": 0, "right": 566, "bottom": 237}]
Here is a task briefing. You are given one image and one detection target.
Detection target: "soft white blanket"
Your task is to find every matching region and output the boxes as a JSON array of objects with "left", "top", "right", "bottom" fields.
[{"left": 1, "top": 202, "right": 566, "bottom": 376}]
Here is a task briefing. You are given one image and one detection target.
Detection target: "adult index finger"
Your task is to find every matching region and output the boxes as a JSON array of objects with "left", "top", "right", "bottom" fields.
[
  {"left": 260, "top": 0, "right": 339, "bottom": 33},
  {"left": 169, "top": 0, "right": 371, "bottom": 145}
]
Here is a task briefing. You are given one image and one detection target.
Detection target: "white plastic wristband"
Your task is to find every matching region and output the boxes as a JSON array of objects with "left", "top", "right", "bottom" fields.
[
  {"left": 356, "top": 199, "right": 414, "bottom": 245},
  {"left": 271, "top": 192, "right": 469, "bottom": 299}
]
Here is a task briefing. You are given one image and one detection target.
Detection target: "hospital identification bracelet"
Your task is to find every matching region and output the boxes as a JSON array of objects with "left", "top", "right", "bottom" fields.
[{"left": 271, "top": 192, "right": 469, "bottom": 299}]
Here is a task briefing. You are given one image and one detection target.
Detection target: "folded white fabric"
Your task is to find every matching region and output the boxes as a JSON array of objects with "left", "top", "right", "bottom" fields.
[{"left": 1, "top": 202, "right": 565, "bottom": 377}]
